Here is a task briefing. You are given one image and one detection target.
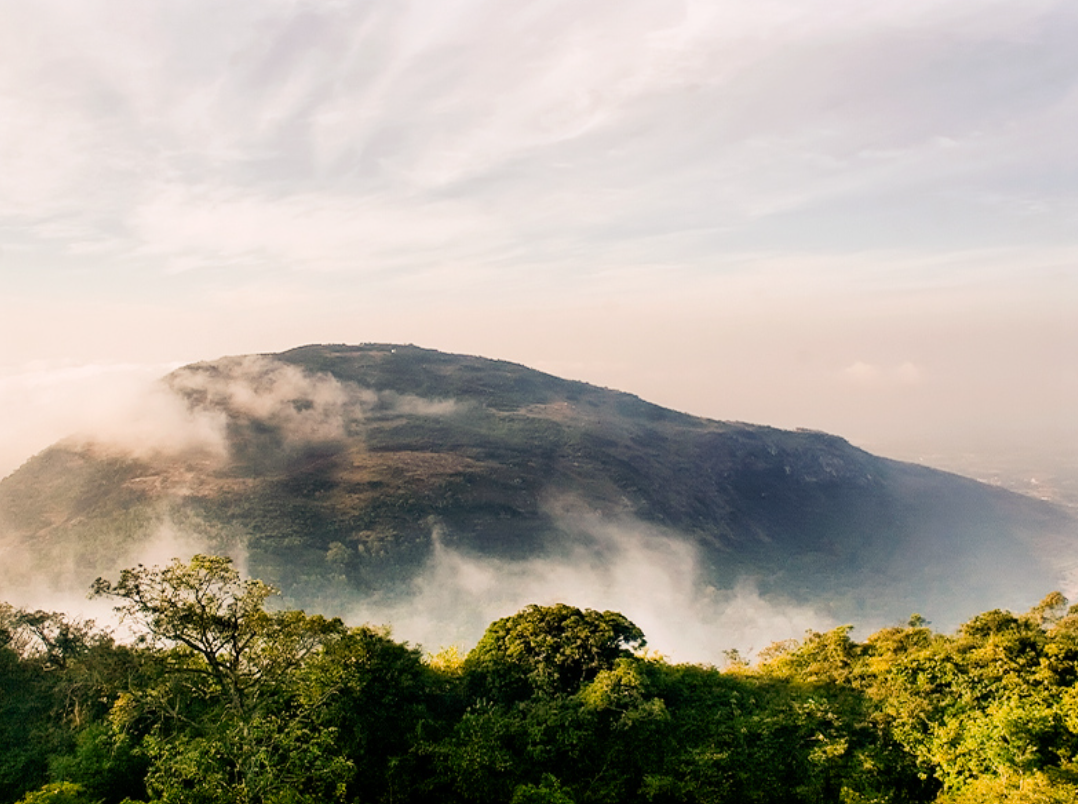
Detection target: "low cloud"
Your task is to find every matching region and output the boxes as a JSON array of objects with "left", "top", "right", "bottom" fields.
[
  {"left": 0, "top": 512, "right": 236, "bottom": 636},
  {"left": 843, "top": 360, "right": 922, "bottom": 388},
  {"left": 0, "top": 353, "right": 468, "bottom": 481},
  {"left": 167, "top": 355, "right": 465, "bottom": 447},
  {"left": 0, "top": 361, "right": 227, "bottom": 478},
  {"left": 67, "top": 380, "right": 229, "bottom": 461},
  {"left": 347, "top": 511, "right": 833, "bottom": 664},
  {"left": 380, "top": 392, "right": 464, "bottom": 418},
  {"left": 168, "top": 355, "right": 361, "bottom": 447},
  {"left": 0, "top": 483, "right": 832, "bottom": 664}
]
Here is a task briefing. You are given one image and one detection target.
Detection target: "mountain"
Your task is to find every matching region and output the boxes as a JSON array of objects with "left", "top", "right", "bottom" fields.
[{"left": 1, "top": 343, "right": 1074, "bottom": 632}]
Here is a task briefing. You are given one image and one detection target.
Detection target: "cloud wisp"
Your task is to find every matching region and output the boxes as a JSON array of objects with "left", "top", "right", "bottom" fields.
[
  {"left": 0, "top": 360, "right": 225, "bottom": 479},
  {"left": 2, "top": 0, "right": 1076, "bottom": 289},
  {"left": 346, "top": 514, "right": 834, "bottom": 665}
]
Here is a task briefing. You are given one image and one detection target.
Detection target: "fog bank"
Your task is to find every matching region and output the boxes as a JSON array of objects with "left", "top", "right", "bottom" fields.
[{"left": 346, "top": 517, "right": 834, "bottom": 664}]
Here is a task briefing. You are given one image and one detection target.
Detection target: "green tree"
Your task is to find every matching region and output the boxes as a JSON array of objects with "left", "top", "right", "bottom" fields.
[
  {"left": 297, "top": 625, "right": 436, "bottom": 802},
  {"left": 0, "top": 639, "right": 52, "bottom": 801},
  {"left": 464, "top": 604, "right": 645, "bottom": 701},
  {"left": 0, "top": 606, "right": 100, "bottom": 671},
  {"left": 511, "top": 774, "right": 575, "bottom": 804},
  {"left": 439, "top": 607, "right": 665, "bottom": 804},
  {"left": 0, "top": 603, "right": 150, "bottom": 804},
  {"left": 92, "top": 555, "right": 343, "bottom": 717},
  {"left": 857, "top": 594, "right": 1078, "bottom": 798},
  {"left": 92, "top": 556, "right": 354, "bottom": 803},
  {"left": 13, "top": 782, "right": 94, "bottom": 804},
  {"left": 141, "top": 711, "right": 352, "bottom": 804}
]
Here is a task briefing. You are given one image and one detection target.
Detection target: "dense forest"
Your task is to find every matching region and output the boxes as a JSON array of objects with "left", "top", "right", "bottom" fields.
[{"left": 4, "top": 556, "right": 1078, "bottom": 804}]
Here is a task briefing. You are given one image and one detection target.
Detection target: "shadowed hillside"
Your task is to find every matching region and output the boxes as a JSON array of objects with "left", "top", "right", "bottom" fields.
[{"left": 1, "top": 344, "right": 1074, "bottom": 629}]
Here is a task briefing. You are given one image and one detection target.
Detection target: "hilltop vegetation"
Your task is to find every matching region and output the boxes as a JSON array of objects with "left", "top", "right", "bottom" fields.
[
  {"left": 5, "top": 556, "right": 1078, "bottom": 804},
  {"left": 0, "top": 344, "right": 1071, "bottom": 631}
]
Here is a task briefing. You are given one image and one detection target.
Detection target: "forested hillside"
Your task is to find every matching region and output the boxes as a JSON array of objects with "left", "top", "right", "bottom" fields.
[
  {"left": 1, "top": 344, "right": 1072, "bottom": 633},
  {"left": 4, "top": 556, "right": 1078, "bottom": 804}
]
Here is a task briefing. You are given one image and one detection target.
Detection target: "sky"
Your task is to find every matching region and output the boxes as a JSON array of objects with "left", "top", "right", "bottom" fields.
[{"left": 1, "top": 0, "right": 1077, "bottom": 488}]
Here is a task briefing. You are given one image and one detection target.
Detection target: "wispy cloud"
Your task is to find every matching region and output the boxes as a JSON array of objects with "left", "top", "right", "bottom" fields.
[
  {"left": 843, "top": 361, "right": 923, "bottom": 388},
  {"left": 0, "top": 360, "right": 190, "bottom": 477},
  {"left": 2, "top": 0, "right": 1076, "bottom": 286},
  {"left": 346, "top": 515, "right": 833, "bottom": 663}
]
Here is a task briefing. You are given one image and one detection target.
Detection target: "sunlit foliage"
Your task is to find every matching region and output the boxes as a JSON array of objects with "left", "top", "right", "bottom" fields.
[{"left": 6, "top": 559, "right": 1078, "bottom": 803}]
